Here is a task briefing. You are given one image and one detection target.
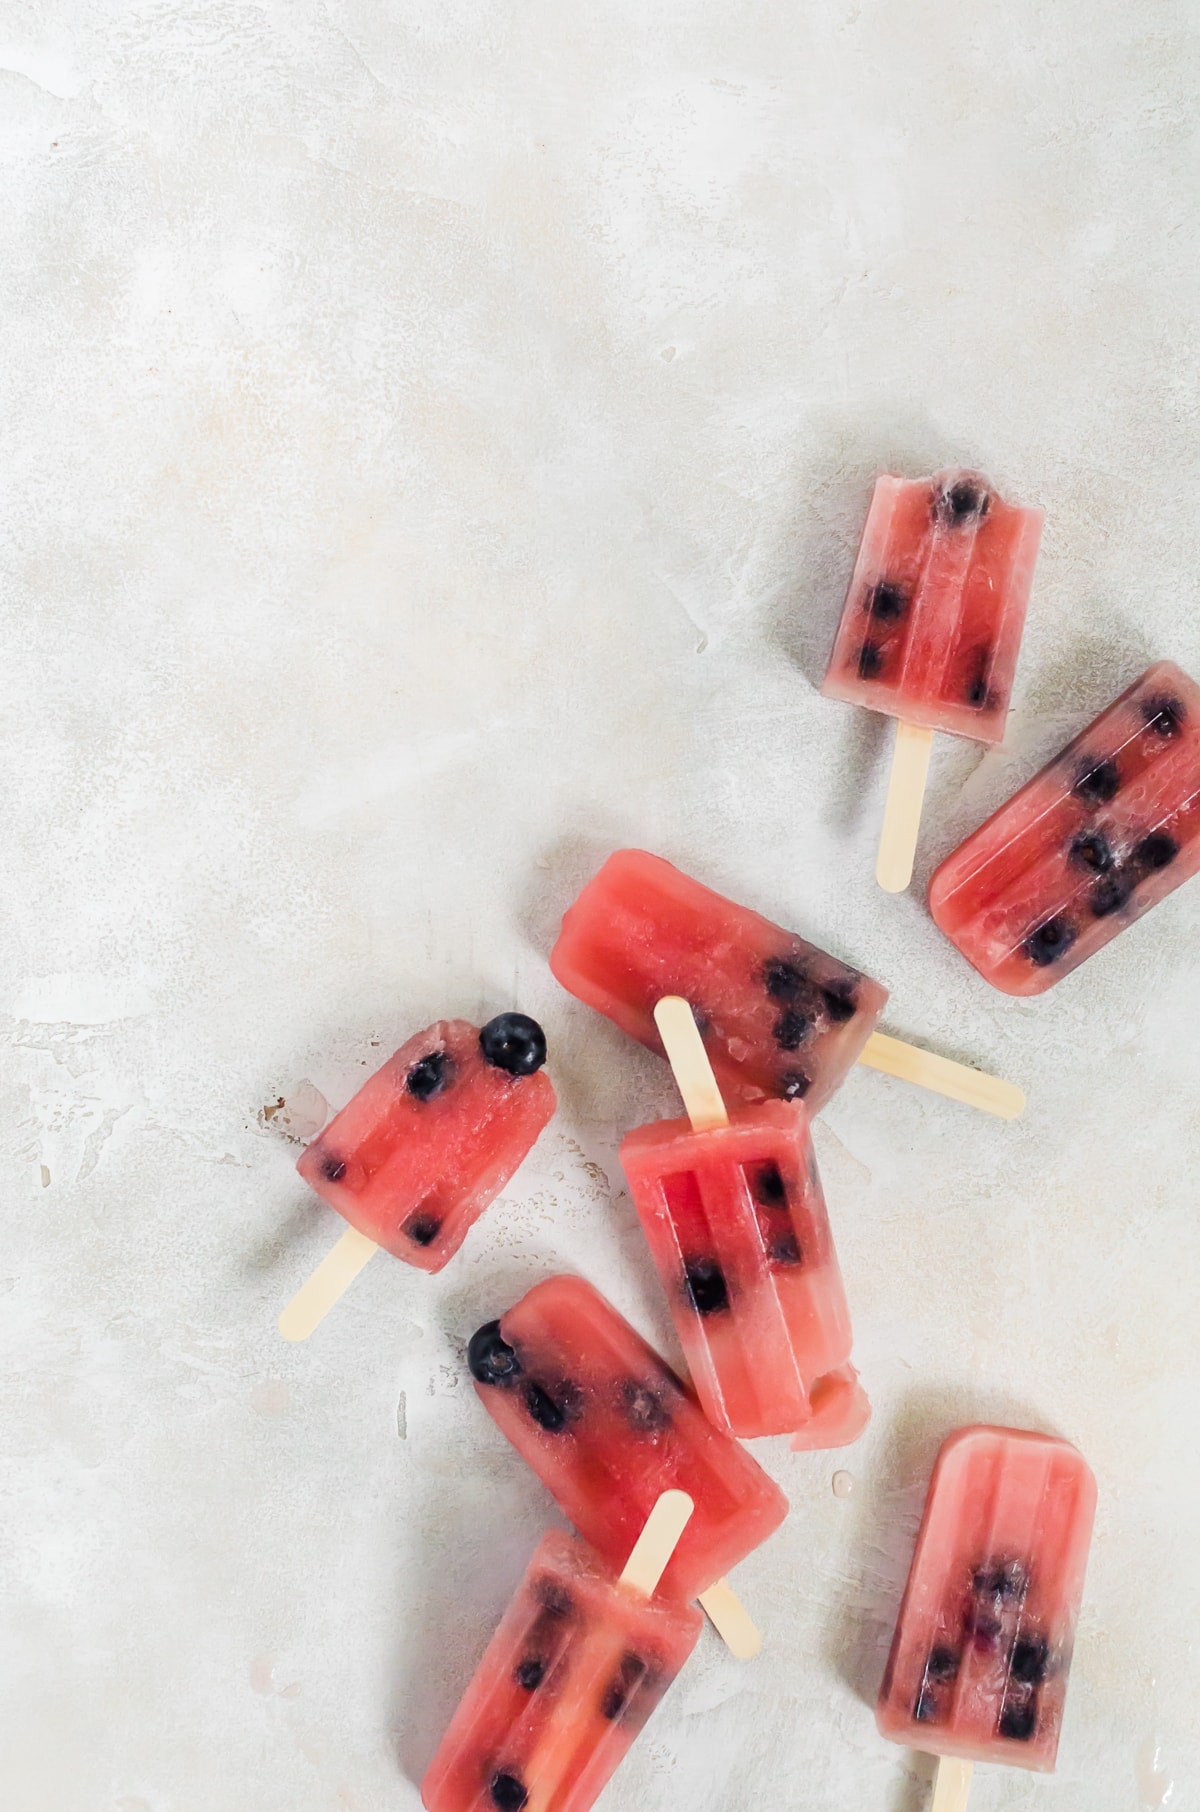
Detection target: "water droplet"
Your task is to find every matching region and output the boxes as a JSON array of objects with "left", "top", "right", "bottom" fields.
[
  {"left": 396, "top": 1392, "right": 407, "bottom": 1439},
  {"left": 1137, "top": 1738, "right": 1174, "bottom": 1806},
  {"left": 832, "top": 1470, "right": 855, "bottom": 1498},
  {"left": 249, "top": 1655, "right": 275, "bottom": 1695},
  {"left": 251, "top": 1381, "right": 292, "bottom": 1418},
  {"left": 39, "top": 1164, "right": 50, "bottom": 1188}
]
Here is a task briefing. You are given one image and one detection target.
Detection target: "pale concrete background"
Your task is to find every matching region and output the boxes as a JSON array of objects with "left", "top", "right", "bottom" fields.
[{"left": 2, "top": 3, "right": 1198, "bottom": 1809}]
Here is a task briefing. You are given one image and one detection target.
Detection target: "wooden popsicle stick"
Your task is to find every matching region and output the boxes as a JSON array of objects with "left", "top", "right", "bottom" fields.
[
  {"left": 653, "top": 995, "right": 729, "bottom": 1133},
  {"left": 618, "top": 1489, "right": 695, "bottom": 1596},
  {"left": 930, "top": 1756, "right": 973, "bottom": 1812},
  {"left": 859, "top": 1032, "right": 1025, "bottom": 1120},
  {"left": 877, "top": 719, "right": 934, "bottom": 893},
  {"left": 697, "top": 1578, "right": 762, "bottom": 1659},
  {"left": 278, "top": 1225, "right": 378, "bottom": 1341}
]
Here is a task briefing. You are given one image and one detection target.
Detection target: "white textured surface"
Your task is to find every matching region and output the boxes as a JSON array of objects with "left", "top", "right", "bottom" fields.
[{"left": 3, "top": 4, "right": 1199, "bottom": 1809}]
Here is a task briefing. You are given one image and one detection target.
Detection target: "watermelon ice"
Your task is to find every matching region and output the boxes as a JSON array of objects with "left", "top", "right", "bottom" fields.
[
  {"left": 549, "top": 849, "right": 887, "bottom": 1114},
  {"left": 929, "top": 661, "right": 1200, "bottom": 994},
  {"left": 467, "top": 1275, "right": 788, "bottom": 1603},
  {"left": 620, "top": 1099, "right": 867, "bottom": 1443},
  {"left": 877, "top": 1426, "right": 1096, "bottom": 1773},
  {"left": 421, "top": 1529, "right": 701, "bottom": 1812},
  {"left": 296, "top": 1014, "right": 555, "bottom": 1273},
  {"left": 821, "top": 469, "right": 1043, "bottom": 745}
]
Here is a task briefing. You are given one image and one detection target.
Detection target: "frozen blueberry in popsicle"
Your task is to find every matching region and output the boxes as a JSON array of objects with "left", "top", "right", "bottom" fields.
[
  {"left": 468, "top": 1275, "right": 788, "bottom": 1603},
  {"left": 549, "top": 849, "right": 887, "bottom": 1114},
  {"left": 297, "top": 1016, "right": 555, "bottom": 1273},
  {"left": 420, "top": 1529, "right": 701, "bottom": 1812},
  {"left": 621, "top": 1098, "right": 864, "bottom": 1441},
  {"left": 929, "top": 662, "right": 1200, "bottom": 994},
  {"left": 877, "top": 1425, "right": 1096, "bottom": 1773}
]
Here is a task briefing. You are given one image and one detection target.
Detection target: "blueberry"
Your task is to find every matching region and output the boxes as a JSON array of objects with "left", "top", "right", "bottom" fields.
[
  {"left": 620, "top": 1378, "right": 672, "bottom": 1434},
  {"left": 867, "top": 580, "right": 907, "bottom": 621},
  {"left": 1143, "top": 694, "right": 1184, "bottom": 736},
  {"left": 934, "top": 478, "right": 990, "bottom": 527},
  {"left": 404, "top": 1212, "right": 441, "bottom": 1247},
  {"left": 514, "top": 1657, "right": 545, "bottom": 1690},
  {"left": 468, "top": 1321, "right": 522, "bottom": 1387},
  {"left": 857, "top": 642, "right": 884, "bottom": 680},
  {"left": 780, "top": 1070, "right": 811, "bottom": 1101},
  {"left": 407, "top": 1049, "right": 454, "bottom": 1101},
  {"left": 534, "top": 1579, "right": 573, "bottom": 1617},
  {"left": 601, "top": 1651, "right": 646, "bottom": 1720},
  {"left": 913, "top": 1689, "right": 939, "bottom": 1723},
  {"left": 774, "top": 1010, "right": 810, "bottom": 1050},
  {"left": 972, "top": 1560, "right": 1027, "bottom": 1601},
  {"left": 525, "top": 1381, "right": 573, "bottom": 1432},
  {"left": 1010, "top": 1635, "right": 1049, "bottom": 1685},
  {"left": 1090, "top": 871, "right": 1135, "bottom": 917},
  {"left": 489, "top": 1772, "right": 528, "bottom": 1809},
  {"left": 999, "top": 1701, "right": 1037, "bottom": 1741},
  {"left": 822, "top": 981, "right": 857, "bottom": 1022},
  {"left": 925, "top": 1645, "right": 960, "bottom": 1683},
  {"left": 1024, "top": 916, "right": 1076, "bottom": 966},
  {"left": 770, "top": 1232, "right": 802, "bottom": 1266},
  {"left": 763, "top": 957, "right": 806, "bottom": 1001},
  {"left": 480, "top": 1013, "right": 548, "bottom": 1076},
  {"left": 963, "top": 647, "right": 993, "bottom": 709},
  {"left": 965, "top": 1607, "right": 1002, "bottom": 1648},
  {"left": 1134, "top": 830, "right": 1178, "bottom": 870},
  {"left": 684, "top": 1258, "right": 729, "bottom": 1315},
  {"left": 755, "top": 1163, "right": 786, "bottom": 1205},
  {"left": 1070, "top": 831, "right": 1112, "bottom": 872},
  {"left": 321, "top": 1155, "right": 346, "bottom": 1183},
  {"left": 1073, "top": 758, "right": 1121, "bottom": 804}
]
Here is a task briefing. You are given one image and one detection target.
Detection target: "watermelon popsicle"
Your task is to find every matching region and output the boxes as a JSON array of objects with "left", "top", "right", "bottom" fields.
[
  {"left": 279, "top": 1014, "right": 555, "bottom": 1340},
  {"left": 930, "top": 661, "right": 1200, "bottom": 995},
  {"left": 550, "top": 849, "right": 1024, "bottom": 1120},
  {"left": 821, "top": 469, "right": 1043, "bottom": 892},
  {"left": 467, "top": 1273, "right": 787, "bottom": 1652},
  {"left": 422, "top": 1495, "right": 700, "bottom": 1812},
  {"left": 620, "top": 997, "right": 869, "bottom": 1444},
  {"left": 878, "top": 1426, "right": 1096, "bottom": 1807}
]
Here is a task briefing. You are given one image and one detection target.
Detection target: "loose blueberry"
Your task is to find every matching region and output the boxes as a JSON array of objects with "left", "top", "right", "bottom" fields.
[
  {"left": 1142, "top": 694, "right": 1184, "bottom": 736},
  {"left": 913, "top": 1689, "right": 939, "bottom": 1723},
  {"left": 1073, "top": 758, "right": 1121, "bottom": 804},
  {"left": 1070, "top": 831, "right": 1113, "bottom": 872},
  {"left": 468, "top": 1321, "right": 522, "bottom": 1387},
  {"left": 763, "top": 957, "right": 806, "bottom": 1001},
  {"left": 407, "top": 1049, "right": 454, "bottom": 1101},
  {"left": 1090, "top": 871, "right": 1135, "bottom": 917},
  {"left": 755, "top": 1163, "right": 786, "bottom": 1205},
  {"left": 999, "top": 1701, "right": 1037, "bottom": 1741},
  {"left": 601, "top": 1652, "right": 647, "bottom": 1720},
  {"left": 867, "top": 580, "right": 907, "bottom": 622},
  {"left": 780, "top": 1070, "right": 812, "bottom": 1100},
  {"left": 925, "top": 1645, "right": 960, "bottom": 1683},
  {"left": 770, "top": 1232, "right": 802, "bottom": 1266},
  {"left": 620, "top": 1378, "right": 672, "bottom": 1434},
  {"left": 857, "top": 642, "right": 884, "bottom": 680},
  {"left": 404, "top": 1212, "right": 441, "bottom": 1247},
  {"left": 684, "top": 1258, "right": 729, "bottom": 1315},
  {"left": 1010, "top": 1635, "right": 1049, "bottom": 1685},
  {"left": 1134, "top": 830, "right": 1178, "bottom": 870},
  {"left": 321, "top": 1155, "right": 346, "bottom": 1183},
  {"left": 822, "top": 981, "right": 857, "bottom": 1022},
  {"left": 480, "top": 1013, "right": 547, "bottom": 1076},
  {"left": 1024, "top": 916, "right": 1076, "bottom": 966},
  {"left": 525, "top": 1381, "right": 572, "bottom": 1432},
  {"left": 489, "top": 1771, "right": 529, "bottom": 1810},
  {"left": 774, "top": 1009, "right": 810, "bottom": 1050},
  {"left": 934, "top": 478, "right": 990, "bottom": 527},
  {"left": 514, "top": 1657, "right": 545, "bottom": 1690}
]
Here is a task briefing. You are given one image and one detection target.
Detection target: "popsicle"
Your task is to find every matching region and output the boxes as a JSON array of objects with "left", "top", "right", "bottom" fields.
[
  {"left": 620, "top": 996, "right": 868, "bottom": 1443},
  {"left": 878, "top": 1425, "right": 1096, "bottom": 1806},
  {"left": 550, "top": 848, "right": 1024, "bottom": 1119},
  {"left": 930, "top": 661, "right": 1200, "bottom": 995},
  {"left": 820, "top": 469, "right": 1043, "bottom": 891},
  {"left": 422, "top": 1496, "right": 701, "bottom": 1812},
  {"left": 279, "top": 1015, "right": 555, "bottom": 1339},
  {"left": 468, "top": 1273, "right": 787, "bottom": 1637}
]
